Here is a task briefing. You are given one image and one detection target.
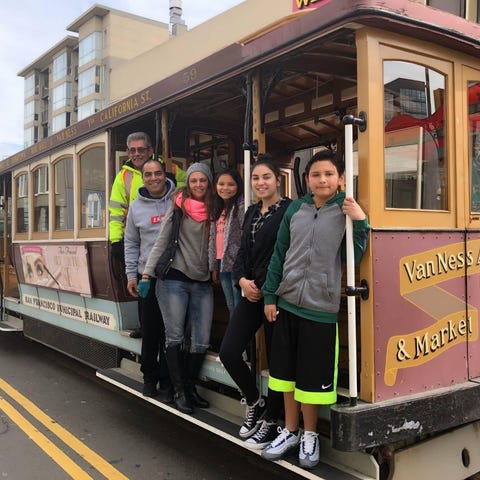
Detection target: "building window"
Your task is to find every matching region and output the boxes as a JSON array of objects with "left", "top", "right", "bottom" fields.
[
  {"left": 54, "top": 157, "right": 74, "bottom": 231},
  {"left": 384, "top": 60, "right": 447, "bottom": 210},
  {"left": 24, "top": 100, "right": 39, "bottom": 124},
  {"left": 24, "top": 72, "right": 39, "bottom": 98},
  {"left": 427, "top": 0, "right": 465, "bottom": 16},
  {"left": 101, "top": 64, "right": 108, "bottom": 85},
  {"left": 77, "top": 100, "right": 102, "bottom": 121},
  {"left": 33, "top": 166, "right": 49, "bottom": 233},
  {"left": 16, "top": 174, "right": 29, "bottom": 234},
  {"left": 399, "top": 88, "right": 427, "bottom": 116},
  {"left": 78, "top": 66, "right": 100, "bottom": 99},
  {"left": 52, "top": 82, "right": 72, "bottom": 111},
  {"left": 52, "top": 113, "right": 71, "bottom": 134},
  {"left": 53, "top": 51, "right": 71, "bottom": 81},
  {"left": 80, "top": 146, "right": 105, "bottom": 229},
  {"left": 24, "top": 126, "right": 38, "bottom": 148},
  {"left": 79, "top": 32, "right": 102, "bottom": 66},
  {"left": 52, "top": 114, "right": 64, "bottom": 133}
]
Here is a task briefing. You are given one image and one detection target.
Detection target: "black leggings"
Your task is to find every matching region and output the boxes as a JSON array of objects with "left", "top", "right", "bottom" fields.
[
  {"left": 219, "top": 296, "right": 283, "bottom": 421},
  {"left": 139, "top": 277, "right": 169, "bottom": 384}
]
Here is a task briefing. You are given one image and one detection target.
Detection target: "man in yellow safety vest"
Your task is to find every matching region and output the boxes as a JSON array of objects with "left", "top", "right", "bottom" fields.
[{"left": 109, "top": 132, "right": 186, "bottom": 263}]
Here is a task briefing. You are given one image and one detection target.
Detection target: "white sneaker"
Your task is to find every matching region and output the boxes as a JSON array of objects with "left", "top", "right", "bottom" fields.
[
  {"left": 261, "top": 427, "right": 300, "bottom": 461},
  {"left": 299, "top": 431, "right": 319, "bottom": 469}
]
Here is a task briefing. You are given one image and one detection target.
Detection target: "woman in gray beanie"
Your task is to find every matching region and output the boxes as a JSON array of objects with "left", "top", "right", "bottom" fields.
[{"left": 140, "top": 162, "right": 214, "bottom": 414}]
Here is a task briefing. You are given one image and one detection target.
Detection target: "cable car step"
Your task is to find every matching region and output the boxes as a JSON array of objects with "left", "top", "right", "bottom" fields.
[
  {"left": 0, "top": 314, "right": 23, "bottom": 332},
  {"left": 97, "top": 366, "right": 376, "bottom": 480}
]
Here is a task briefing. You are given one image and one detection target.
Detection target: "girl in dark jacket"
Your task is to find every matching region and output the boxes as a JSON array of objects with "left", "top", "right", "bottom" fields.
[{"left": 219, "top": 155, "right": 291, "bottom": 449}]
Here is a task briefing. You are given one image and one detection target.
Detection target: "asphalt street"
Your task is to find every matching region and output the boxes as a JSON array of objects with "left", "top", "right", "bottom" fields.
[{"left": 0, "top": 331, "right": 302, "bottom": 480}]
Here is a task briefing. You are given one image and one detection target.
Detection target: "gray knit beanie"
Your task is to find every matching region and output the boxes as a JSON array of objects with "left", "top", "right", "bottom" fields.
[{"left": 185, "top": 162, "right": 213, "bottom": 185}]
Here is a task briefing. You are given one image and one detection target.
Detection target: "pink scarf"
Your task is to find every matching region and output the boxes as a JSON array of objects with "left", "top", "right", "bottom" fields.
[{"left": 175, "top": 192, "right": 208, "bottom": 222}]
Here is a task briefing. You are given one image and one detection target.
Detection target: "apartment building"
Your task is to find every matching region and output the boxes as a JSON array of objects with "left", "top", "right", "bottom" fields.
[
  {"left": 18, "top": 5, "right": 170, "bottom": 148},
  {"left": 19, "top": 37, "right": 78, "bottom": 148}
]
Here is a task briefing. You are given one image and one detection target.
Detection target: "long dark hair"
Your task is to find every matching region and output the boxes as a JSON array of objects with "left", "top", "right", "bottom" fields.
[{"left": 212, "top": 169, "right": 244, "bottom": 221}]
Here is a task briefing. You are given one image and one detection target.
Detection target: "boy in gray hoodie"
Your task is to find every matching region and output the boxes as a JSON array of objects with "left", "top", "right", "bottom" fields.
[{"left": 262, "top": 150, "right": 369, "bottom": 468}]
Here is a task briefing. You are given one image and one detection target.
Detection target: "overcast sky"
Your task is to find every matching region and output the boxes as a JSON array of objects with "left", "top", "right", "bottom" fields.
[{"left": 0, "top": 0, "right": 244, "bottom": 158}]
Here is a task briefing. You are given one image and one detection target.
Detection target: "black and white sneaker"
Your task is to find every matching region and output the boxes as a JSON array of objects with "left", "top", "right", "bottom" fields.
[
  {"left": 239, "top": 397, "right": 266, "bottom": 438},
  {"left": 244, "top": 420, "right": 278, "bottom": 449}
]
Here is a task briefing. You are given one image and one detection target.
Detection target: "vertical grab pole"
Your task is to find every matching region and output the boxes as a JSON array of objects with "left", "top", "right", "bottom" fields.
[
  {"left": 243, "top": 71, "right": 253, "bottom": 210},
  {"left": 344, "top": 121, "right": 358, "bottom": 405},
  {"left": 244, "top": 148, "right": 251, "bottom": 209},
  {"left": 243, "top": 71, "right": 255, "bottom": 378}
]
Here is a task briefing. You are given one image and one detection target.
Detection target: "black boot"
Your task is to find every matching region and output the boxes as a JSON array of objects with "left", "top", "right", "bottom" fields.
[
  {"left": 185, "top": 352, "right": 210, "bottom": 409},
  {"left": 158, "top": 378, "right": 174, "bottom": 404},
  {"left": 142, "top": 381, "right": 159, "bottom": 398},
  {"left": 165, "top": 345, "right": 194, "bottom": 414},
  {"left": 158, "top": 349, "right": 174, "bottom": 404}
]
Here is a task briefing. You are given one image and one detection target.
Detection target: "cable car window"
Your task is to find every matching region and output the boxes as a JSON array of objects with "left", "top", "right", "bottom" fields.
[
  {"left": 427, "top": 0, "right": 465, "bottom": 17},
  {"left": 33, "top": 166, "right": 49, "bottom": 232},
  {"left": 80, "top": 146, "right": 105, "bottom": 229},
  {"left": 384, "top": 61, "right": 446, "bottom": 210},
  {"left": 468, "top": 81, "right": 480, "bottom": 213},
  {"left": 54, "top": 156, "right": 74, "bottom": 231},
  {"left": 16, "top": 173, "right": 29, "bottom": 234}
]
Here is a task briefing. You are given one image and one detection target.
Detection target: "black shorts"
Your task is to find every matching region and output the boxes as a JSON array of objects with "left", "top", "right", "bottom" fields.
[{"left": 268, "top": 308, "right": 338, "bottom": 405}]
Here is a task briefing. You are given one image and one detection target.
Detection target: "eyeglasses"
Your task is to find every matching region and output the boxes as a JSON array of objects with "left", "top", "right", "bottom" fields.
[{"left": 127, "top": 147, "right": 149, "bottom": 154}]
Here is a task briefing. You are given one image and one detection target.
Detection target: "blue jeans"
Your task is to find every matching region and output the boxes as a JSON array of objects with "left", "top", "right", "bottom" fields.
[
  {"left": 155, "top": 279, "right": 214, "bottom": 353},
  {"left": 219, "top": 272, "right": 241, "bottom": 318}
]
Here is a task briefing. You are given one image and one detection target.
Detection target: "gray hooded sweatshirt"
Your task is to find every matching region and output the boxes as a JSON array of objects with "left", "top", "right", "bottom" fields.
[{"left": 124, "top": 178, "right": 175, "bottom": 281}]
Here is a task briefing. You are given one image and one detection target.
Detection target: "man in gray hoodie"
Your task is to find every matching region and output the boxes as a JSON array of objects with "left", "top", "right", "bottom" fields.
[{"left": 124, "top": 159, "right": 176, "bottom": 399}]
